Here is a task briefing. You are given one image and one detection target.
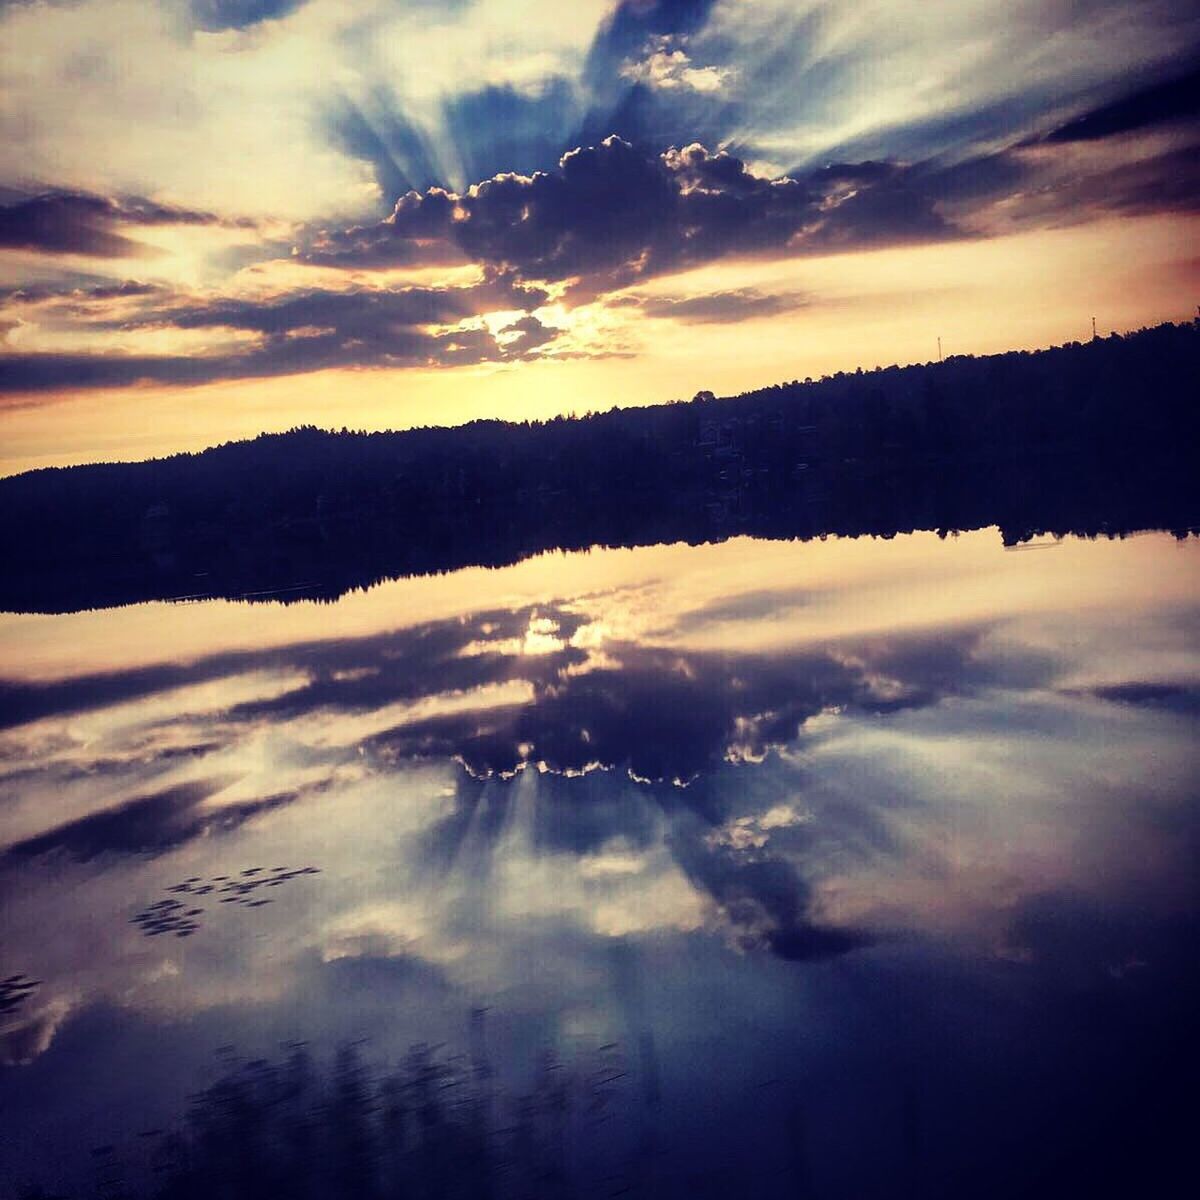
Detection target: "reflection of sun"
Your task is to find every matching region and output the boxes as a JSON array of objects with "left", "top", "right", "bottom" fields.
[
  {"left": 456, "top": 614, "right": 565, "bottom": 658},
  {"left": 522, "top": 615, "right": 564, "bottom": 655}
]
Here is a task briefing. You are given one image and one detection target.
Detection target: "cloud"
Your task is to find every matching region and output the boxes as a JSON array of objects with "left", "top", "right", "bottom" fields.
[
  {"left": 0, "top": 190, "right": 231, "bottom": 258},
  {"left": 916, "top": 138, "right": 1200, "bottom": 234},
  {"left": 1040, "top": 63, "right": 1200, "bottom": 144},
  {"left": 0, "top": 279, "right": 165, "bottom": 304},
  {"left": 0, "top": 273, "right": 557, "bottom": 392},
  {"left": 617, "top": 286, "right": 807, "bottom": 323},
  {"left": 152, "top": 274, "right": 547, "bottom": 335},
  {"left": 1065, "top": 680, "right": 1200, "bottom": 715},
  {"left": 361, "top": 624, "right": 996, "bottom": 782},
  {"left": 498, "top": 313, "right": 560, "bottom": 352},
  {"left": 583, "top": 0, "right": 720, "bottom": 91},
  {"left": 619, "top": 35, "right": 734, "bottom": 94},
  {"left": 302, "top": 137, "right": 955, "bottom": 294}
]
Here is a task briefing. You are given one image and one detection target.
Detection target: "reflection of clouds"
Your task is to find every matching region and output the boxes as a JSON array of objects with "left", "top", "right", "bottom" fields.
[
  {"left": 0, "top": 535, "right": 1196, "bottom": 1103},
  {"left": 0, "top": 995, "right": 75, "bottom": 1067},
  {"left": 317, "top": 898, "right": 472, "bottom": 969},
  {"left": 1067, "top": 680, "right": 1200, "bottom": 715},
  {"left": 0, "top": 549, "right": 1194, "bottom": 1038},
  {"left": 706, "top": 802, "right": 811, "bottom": 851},
  {"left": 1, "top": 595, "right": 1008, "bottom": 808},
  {"left": 801, "top": 690, "right": 1200, "bottom": 946},
  {"left": 459, "top": 613, "right": 568, "bottom": 658},
  {"left": 253, "top": 681, "right": 536, "bottom": 752},
  {"left": 365, "top": 626, "right": 1002, "bottom": 783},
  {"left": 415, "top": 763, "right": 861, "bottom": 963},
  {"left": 0, "top": 666, "right": 310, "bottom": 735},
  {"left": 1, "top": 779, "right": 295, "bottom": 863}
]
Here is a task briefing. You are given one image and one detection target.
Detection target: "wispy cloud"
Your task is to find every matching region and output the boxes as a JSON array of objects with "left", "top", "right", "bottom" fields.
[{"left": 612, "top": 286, "right": 808, "bottom": 324}]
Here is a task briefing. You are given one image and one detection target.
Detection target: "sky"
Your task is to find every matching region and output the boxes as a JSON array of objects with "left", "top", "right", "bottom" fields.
[{"left": 0, "top": 0, "right": 1199, "bottom": 472}]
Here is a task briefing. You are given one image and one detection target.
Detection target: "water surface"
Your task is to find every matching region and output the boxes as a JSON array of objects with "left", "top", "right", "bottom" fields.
[{"left": 1, "top": 530, "right": 1197, "bottom": 1197}]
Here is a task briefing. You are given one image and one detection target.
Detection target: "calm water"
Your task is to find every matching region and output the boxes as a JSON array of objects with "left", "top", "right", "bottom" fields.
[{"left": 1, "top": 530, "right": 1198, "bottom": 1197}]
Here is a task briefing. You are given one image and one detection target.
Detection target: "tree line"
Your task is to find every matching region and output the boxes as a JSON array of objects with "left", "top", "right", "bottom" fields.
[{"left": 0, "top": 321, "right": 1196, "bottom": 613}]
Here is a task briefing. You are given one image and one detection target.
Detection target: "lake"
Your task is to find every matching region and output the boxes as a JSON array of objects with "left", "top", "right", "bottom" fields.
[{"left": 1, "top": 528, "right": 1197, "bottom": 1198}]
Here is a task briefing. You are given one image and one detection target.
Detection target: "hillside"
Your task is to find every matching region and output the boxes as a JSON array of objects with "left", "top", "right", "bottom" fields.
[{"left": 1, "top": 321, "right": 1197, "bottom": 613}]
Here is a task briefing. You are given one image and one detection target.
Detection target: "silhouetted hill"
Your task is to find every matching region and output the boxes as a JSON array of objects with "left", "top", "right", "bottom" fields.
[{"left": 1, "top": 321, "right": 1197, "bottom": 614}]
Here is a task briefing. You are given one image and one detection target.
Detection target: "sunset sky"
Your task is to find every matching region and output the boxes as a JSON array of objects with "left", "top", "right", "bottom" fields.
[{"left": 1, "top": 0, "right": 1198, "bottom": 472}]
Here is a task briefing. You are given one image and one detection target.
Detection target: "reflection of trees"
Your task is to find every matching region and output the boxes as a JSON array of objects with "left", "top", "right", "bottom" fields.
[
  {"left": 12, "top": 895, "right": 1200, "bottom": 1200},
  {"left": 51, "top": 1032, "right": 640, "bottom": 1200},
  {"left": 1, "top": 322, "right": 1197, "bottom": 614}
]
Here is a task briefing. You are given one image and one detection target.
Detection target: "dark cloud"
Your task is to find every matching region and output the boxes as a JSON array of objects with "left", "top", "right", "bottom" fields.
[
  {"left": 1041, "top": 63, "right": 1200, "bottom": 144},
  {"left": 672, "top": 822, "right": 869, "bottom": 960},
  {"left": 0, "top": 657, "right": 245, "bottom": 729},
  {"left": 0, "top": 350, "right": 235, "bottom": 391},
  {"left": 302, "top": 137, "right": 954, "bottom": 294},
  {"left": 0, "top": 778, "right": 296, "bottom": 862},
  {"left": 187, "top": 0, "right": 309, "bottom": 31},
  {"left": 905, "top": 148, "right": 1031, "bottom": 209},
  {"left": 0, "top": 605, "right": 575, "bottom": 730},
  {"left": 302, "top": 187, "right": 466, "bottom": 270},
  {"left": 0, "top": 274, "right": 556, "bottom": 393},
  {"left": 0, "top": 280, "right": 166, "bottom": 322},
  {"left": 618, "top": 286, "right": 808, "bottom": 324},
  {"left": 950, "top": 141, "right": 1200, "bottom": 226},
  {"left": 859, "top": 131, "right": 1200, "bottom": 237},
  {"left": 803, "top": 160, "right": 957, "bottom": 249},
  {"left": 227, "top": 611, "right": 588, "bottom": 729},
  {"left": 1066, "top": 680, "right": 1200, "bottom": 714},
  {"left": 857, "top": 63, "right": 1197, "bottom": 231},
  {"left": 1057, "top": 142, "right": 1200, "bottom": 217},
  {"left": 498, "top": 313, "right": 559, "bottom": 351},
  {"left": 155, "top": 274, "right": 546, "bottom": 334},
  {"left": 28, "top": 280, "right": 163, "bottom": 302},
  {"left": 0, "top": 190, "right": 231, "bottom": 259}
]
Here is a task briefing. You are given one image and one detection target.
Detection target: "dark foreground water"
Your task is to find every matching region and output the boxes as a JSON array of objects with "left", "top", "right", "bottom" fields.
[{"left": 1, "top": 530, "right": 1197, "bottom": 1198}]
